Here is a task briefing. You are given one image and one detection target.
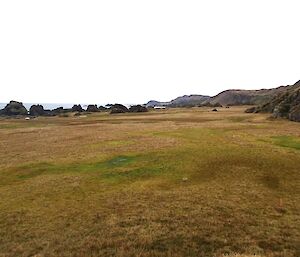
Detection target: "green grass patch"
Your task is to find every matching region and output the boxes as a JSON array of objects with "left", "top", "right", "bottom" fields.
[
  {"left": 0, "top": 124, "right": 21, "bottom": 129},
  {"left": 101, "top": 155, "right": 136, "bottom": 168},
  {"left": 272, "top": 136, "right": 300, "bottom": 150},
  {"left": 2, "top": 154, "right": 168, "bottom": 185},
  {"left": 12, "top": 156, "right": 136, "bottom": 178}
]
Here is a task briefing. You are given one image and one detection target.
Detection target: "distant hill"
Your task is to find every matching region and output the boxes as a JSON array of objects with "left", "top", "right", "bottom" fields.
[
  {"left": 146, "top": 95, "right": 210, "bottom": 107},
  {"left": 169, "top": 95, "right": 210, "bottom": 107},
  {"left": 146, "top": 100, "right": 170, "bottom": 108},
  {"left": 146, "top": 86, "right": 289, "bottom": 107},
  {"left": 247, "top": 80, "right": 300, "bottom": 122},
  {"left": 207, "top": 87, "right": 287, "bottom": 106}
]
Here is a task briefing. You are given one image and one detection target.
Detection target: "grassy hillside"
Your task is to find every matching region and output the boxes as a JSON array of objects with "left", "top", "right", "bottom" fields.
[
  {"left": 146, "top": 84, "right": 290, "bottom": 108},
  {"left": 208, "top": 87, "right": 287, "bottom": 106},
  {"left": 0, "top": 107, "right": 299, "bottom": 257}
]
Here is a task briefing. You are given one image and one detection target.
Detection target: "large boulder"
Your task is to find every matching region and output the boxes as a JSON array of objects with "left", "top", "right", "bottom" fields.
[
  {"left": 50, "top": 107, "right": 74, "bottom": 116},
  {"left": 110, "top": 104, "right": 128, "bottom": 114},
  {"left": 244, "top": 106, "right": 259, "bottom": 113},
  {"left": 98, "top": 105, "right": 108, "bottom": 111},
  {"left": 245, "top": 106, "right": 257, "bottom": 113},
  {"left": 1, "top": 101, "right": 28, "bottom": 116},
  {"left": 72, "top": 104, "right": 84, "bottom": 112},
  {"left": 129, "top": 105, "right": 148, "bottom": 113},
  {"left": 44, "top": 109, "right": 56, "bottom": 116},
  {"left": 289, "top": 104, "right": 300, "bottom": 122},
  {"left": 51, "top": 107, "right": 64, "bottom": 115},
  {"left": 29, "top": 104, "right": 45, "bottom": 116},
  {"left": 86, "top": 105, "right": 99, "bottom": 112}
]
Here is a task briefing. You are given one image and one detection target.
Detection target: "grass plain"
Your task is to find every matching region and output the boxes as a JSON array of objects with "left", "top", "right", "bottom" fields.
[{"left": 0, "top": 107, "right": 299, "bottom": 257}]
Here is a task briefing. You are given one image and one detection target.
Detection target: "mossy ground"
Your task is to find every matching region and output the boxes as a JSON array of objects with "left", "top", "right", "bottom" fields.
[{"left": 0, "top": 107, "right": 299, "bottom": 257}]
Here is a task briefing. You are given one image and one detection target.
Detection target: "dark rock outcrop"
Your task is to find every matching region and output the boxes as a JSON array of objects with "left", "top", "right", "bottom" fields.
[
  {"left": 98, "top": 106, "right": 108, "bottom": 111},
  {"left": 44, "top": 110, "right": 56, "bottom": 116},
  {"left": 86, "top": 105, "right": 99, "bottom": 112},
  {"left": 0, "top": 101, "right": 28, "bottom": 116},
  {"left": 51, "top": 107, "right": 64, "bottom": 115},
  {"left": 29, "top": 105, "right": 45, "bottom": 116},
  {"left": 50, "top": 107, "right": 72, "bottom": 115},
  {"left": 110, "top": 104, "right": 128, "bottom": 114},
  {"left": 129, "top": 105, "right": 148, "bottom": 113},
  {"left": 72, "top": 104, "right": 84, "bottom": 112},
  {"left": 289, "top": 105, "right": 300, "bottom": 122},
  {"left": 252, "top": 80, "right": 300, "bottom": 122},
  {"left": 245, "top": 106, "right": 257, "bottom": 113}
]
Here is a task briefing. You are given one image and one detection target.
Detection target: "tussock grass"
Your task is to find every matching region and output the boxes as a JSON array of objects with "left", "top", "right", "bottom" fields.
[{"left": 0, "top": 107, "right": 299, "bottom": 256}]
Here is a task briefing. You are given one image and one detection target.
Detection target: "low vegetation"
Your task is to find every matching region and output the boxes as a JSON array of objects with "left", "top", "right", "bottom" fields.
[{"left": 0, "top": 107, "right": 299, "bottom": 257}]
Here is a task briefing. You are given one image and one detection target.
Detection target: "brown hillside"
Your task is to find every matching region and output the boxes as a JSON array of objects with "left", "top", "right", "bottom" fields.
[{"left": 209, "top": 87, "right": 287, "bottom": 106}]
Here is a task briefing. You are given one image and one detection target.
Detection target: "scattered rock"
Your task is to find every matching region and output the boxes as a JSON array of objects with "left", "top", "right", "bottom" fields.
[
  {"left": 110, "top": 104, "right": 129, "bottom": 114},
  {"left": 29, "top": 104, "right": 45, "bottom": 116},
  {"left": 129, "top": 105, "right": 148, "bottom": 113},
  {"left": 51, "top": 107, "right": 73, "bottom": 115},
  {"left": 51, "top": 107, "right": 64, "bottom": 115},
  {"left": 245, "top": 106, "right": 257, "bottom": 113},
  {"left": 86, "top": 105, "right": 99, "bottom": 112},
  {"left": 98, "top": 105, "right": 108, "bottom": 111},
  {"left": 44, "top": 109, "right": 56, "bottom": 116},
  {"left": 0, "top": 101, "right": 28, "bottom": 116},
  {"left": 72, "top": 104, "right": 84, "bottom": 112},
  {"left": 212, "top": 108, "right": 218, "bottom": 112}
]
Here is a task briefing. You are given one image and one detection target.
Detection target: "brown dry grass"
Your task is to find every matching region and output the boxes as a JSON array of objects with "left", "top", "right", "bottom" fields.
[{"left": 0, "top": 107, "right": 299, "bottom": 257}]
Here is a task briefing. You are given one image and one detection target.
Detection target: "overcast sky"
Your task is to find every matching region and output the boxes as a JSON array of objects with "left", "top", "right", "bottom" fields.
[{"left": 0, "top": 1, "right": 299, "bottom": 104}]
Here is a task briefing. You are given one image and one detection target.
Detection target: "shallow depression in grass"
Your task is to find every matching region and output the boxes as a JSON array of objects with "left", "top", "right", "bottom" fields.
[{"left": 4, "top": 154, "right": 169, "bottom": 185}]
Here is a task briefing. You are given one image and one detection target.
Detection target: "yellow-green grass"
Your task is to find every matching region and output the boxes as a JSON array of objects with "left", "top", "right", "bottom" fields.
[{"left": 0, "top": 107, "right": 299, "bottom": 257}]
